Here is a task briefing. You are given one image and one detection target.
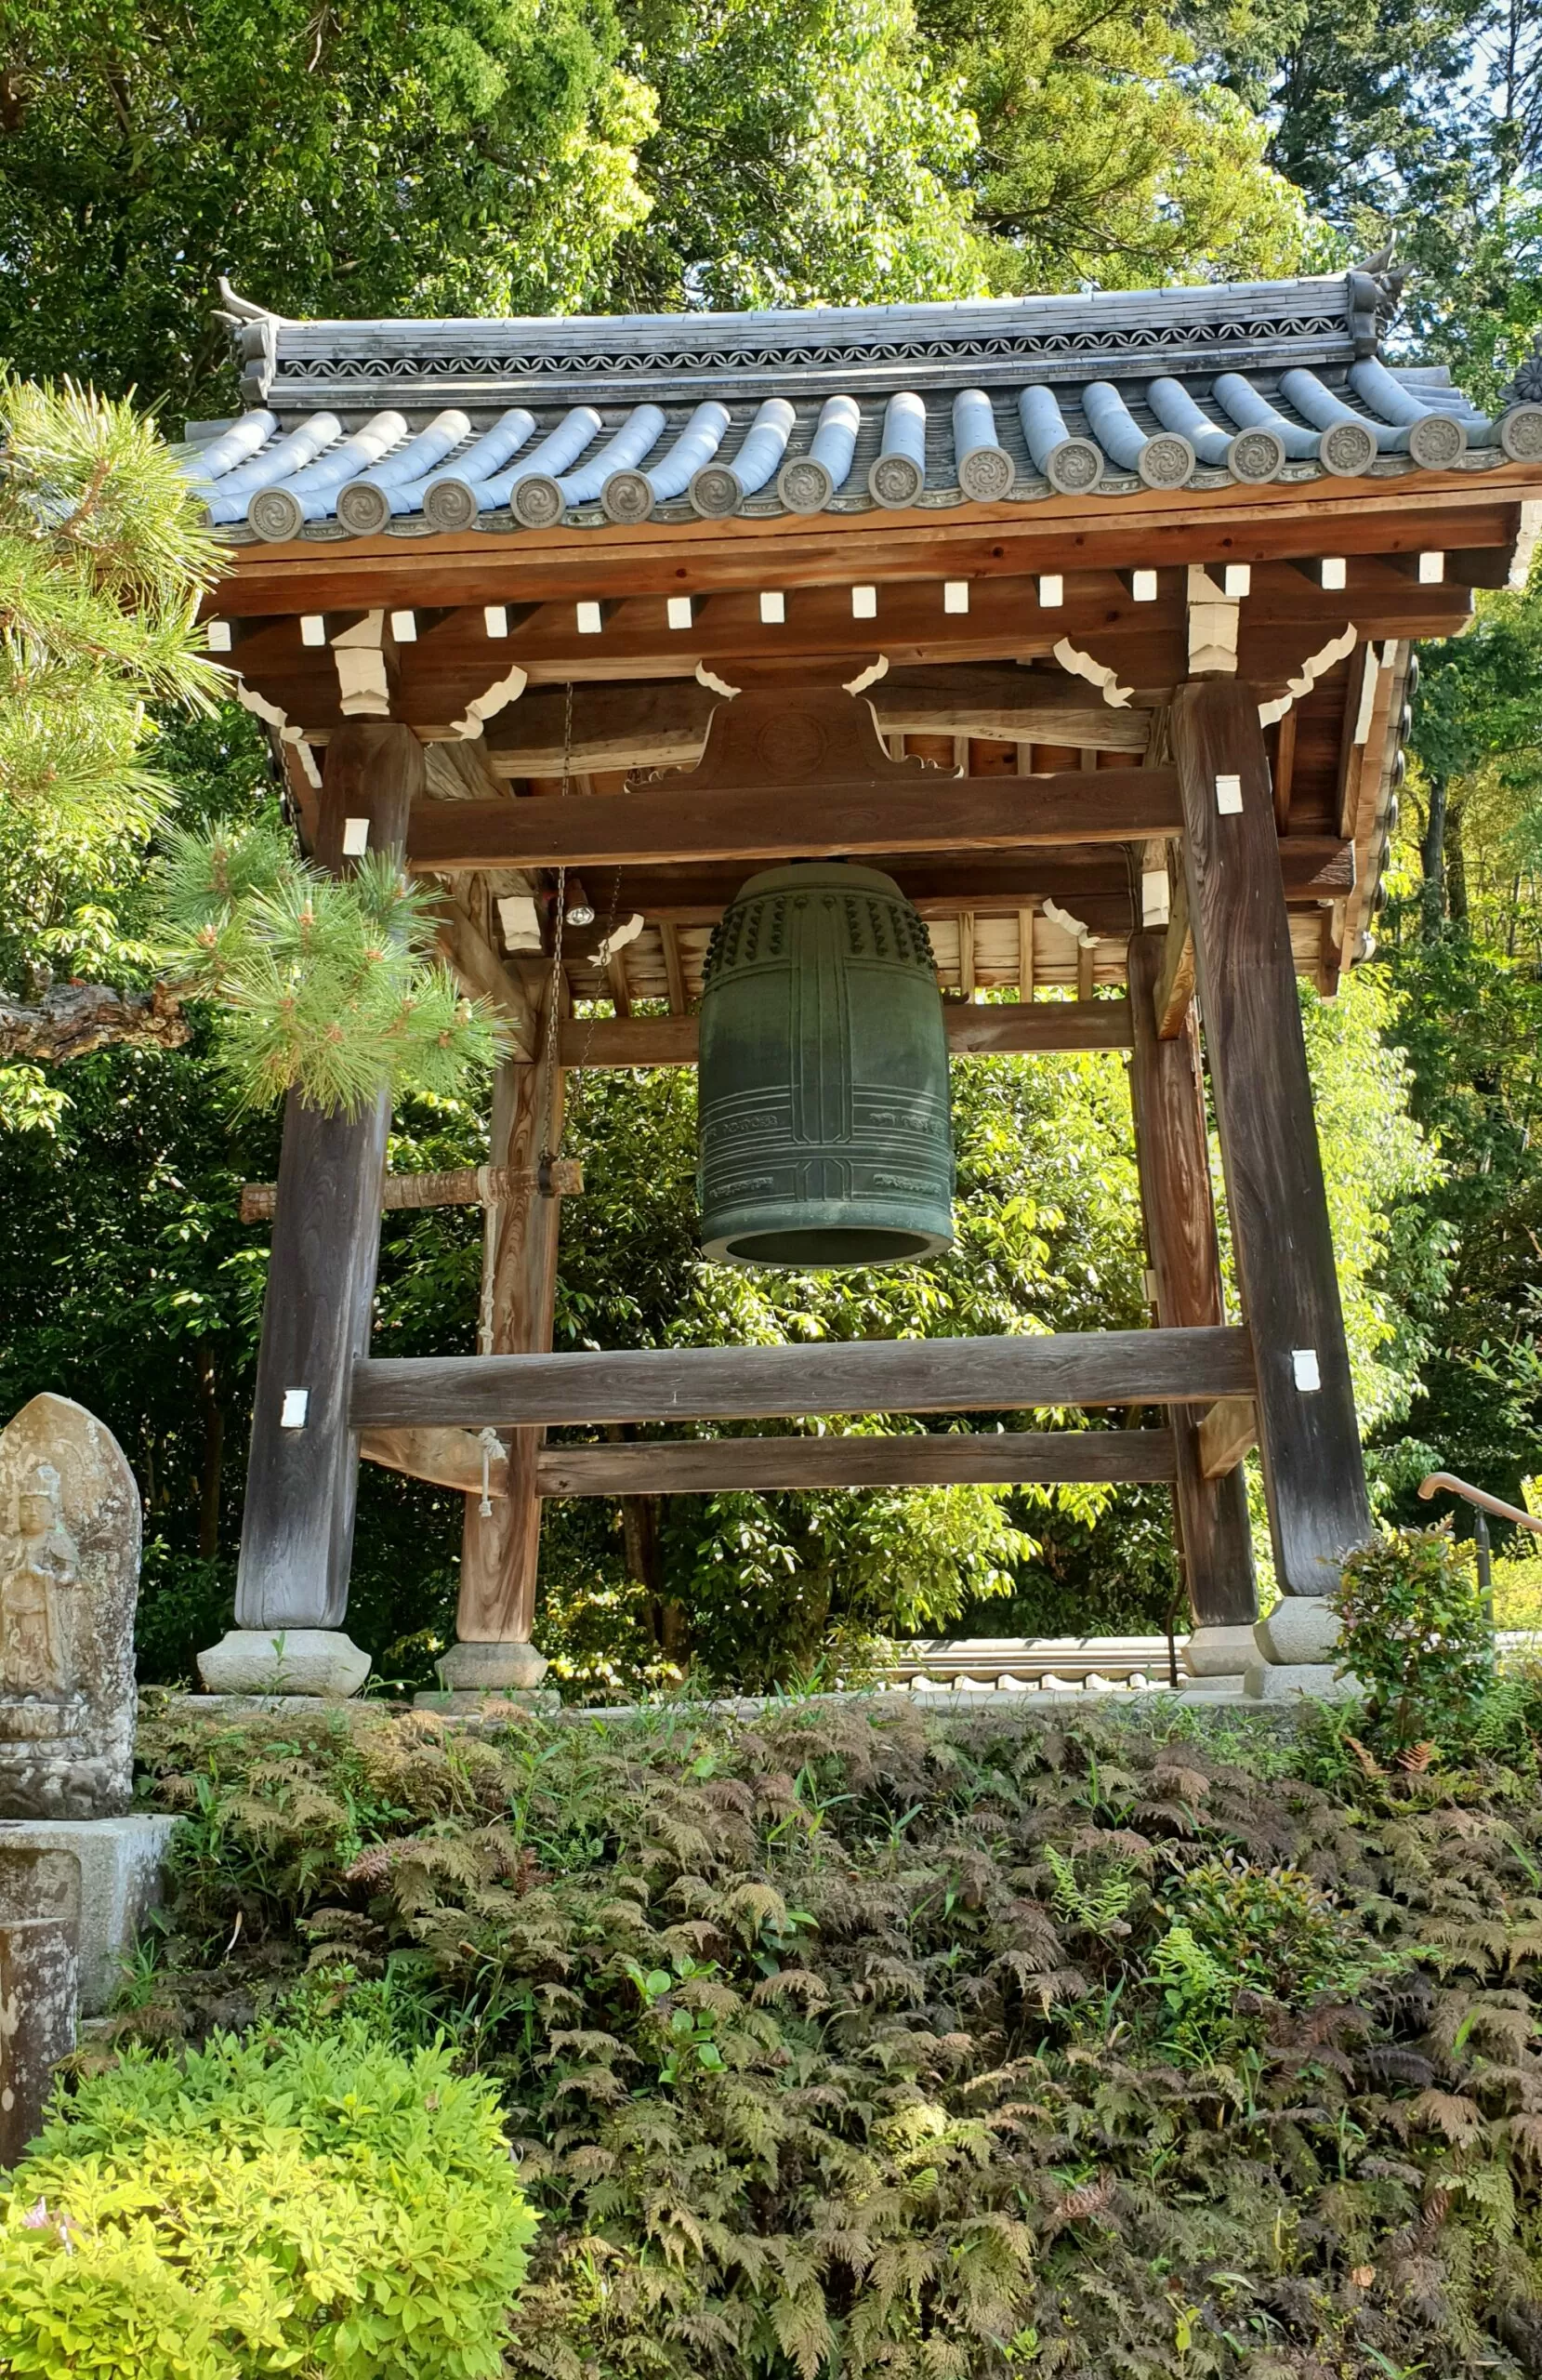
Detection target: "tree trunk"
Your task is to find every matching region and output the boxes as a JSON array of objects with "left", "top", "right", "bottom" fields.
[
  {"left": 1420, "top": 775, "right": 1447, "bottom": 932},
  {"left": 601, "top": 1425, "right": 683, "bottom": 1655},
  {"left": 194, "top": 1342, "right": 224, "bottom": 1560},
  {"left": 1446, "top": 799, "right": 1470, "bottom": 923}
]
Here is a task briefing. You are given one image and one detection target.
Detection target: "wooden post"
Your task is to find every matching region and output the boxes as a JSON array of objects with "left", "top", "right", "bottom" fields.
[
  {"left": 1127, "top": 930, "right": 1257, "bottom": 1629},
  {"left": 225, "top": 723, "right": 423, "bottom": 1675},
  {"left": 1170, "top": 680, "right": 1371, "bottom": 1594},
  {"left": 443, "top": 1001, "right": 564, "bottom": 1697}
]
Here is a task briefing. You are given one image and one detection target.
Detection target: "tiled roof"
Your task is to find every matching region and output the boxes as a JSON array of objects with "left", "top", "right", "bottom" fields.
[{"left": 187, "top": 272, "right": 1542, "bottom": 543}]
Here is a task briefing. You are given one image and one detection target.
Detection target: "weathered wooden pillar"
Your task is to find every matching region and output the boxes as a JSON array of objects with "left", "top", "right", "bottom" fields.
[
  {"left": 1170, "top": 680, "right": 1371, "bottom": 1596},
  {"left": 1127, "top": 929, "right": 1258, "bottom": 1635},
  {"left": 202, "top": 722, "right": 424, "bottom": 1697},
  {"left": 439, "top": 1014, "right": 564, "bottom": 1704}
]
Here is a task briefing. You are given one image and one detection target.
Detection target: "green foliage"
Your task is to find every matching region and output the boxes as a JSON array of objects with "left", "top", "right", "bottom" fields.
[
  {"left": 1153, "top": 1850, "right": 1389, "bottom": 2057},
  {"left": 0, "top": 2017, "right": 536, "bottom": 2379},
  {"left": 0, "top": 0, "right": 656, "bottom": 412},
  {"left": 125, "top": 1694, "right": 1542, "bottom": 2379},
  {"left": 1334, "top": 1524, "right": 1496, "bottom": 1747},
  {"left": 613, "top": 0, "right": 982, "bottom": 307},
  {"left": 925, "top": 0, "right": 1327, "bottom": 291},
  {"left": 159, "top": 823, "right": 504, "bottom": 1116}
]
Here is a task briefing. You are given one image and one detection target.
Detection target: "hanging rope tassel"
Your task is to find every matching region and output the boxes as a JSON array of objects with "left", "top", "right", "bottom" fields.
[{"left": 478, "top": 1427, "right": 503, "bottom": 1517}]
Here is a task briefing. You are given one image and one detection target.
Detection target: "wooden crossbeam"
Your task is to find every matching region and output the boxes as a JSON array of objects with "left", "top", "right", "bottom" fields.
[
  {"left": 560, "top": 839, "right": 1349, "bottom": 934},
  {"left": 213, "top": 495, "right": 1523, "bottom": 627},
  {"left": 407, "top": 766, "right": 1181, "bottom": 874},
  {"left": 349, "top": 1325, "right": 1255, "bottom": 1430},
  {"left": 557, "top": 999, "right": 1134, "bottom": 1069},
  {"left": 536, "top": 1429, "right": 1179, "bottom": 1494}
]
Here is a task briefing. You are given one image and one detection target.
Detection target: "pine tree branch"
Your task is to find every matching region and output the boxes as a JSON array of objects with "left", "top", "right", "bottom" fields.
[{"left": 0, "top": 979, "right": 189, "bottom": 1064}]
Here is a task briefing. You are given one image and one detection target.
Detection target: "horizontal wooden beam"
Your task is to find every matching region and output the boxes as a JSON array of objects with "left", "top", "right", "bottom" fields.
[
  {"left": 536, "top": 1428, "right": 1178, "bottom": 1494},
  {"left": 558, "top": 999, "right": 1134, "bottom": 1069},
  {"left": 553, "top": 836, "right": 1349, "bottom": 935},
  {"left": 212, "top": 491, "right": 1525, "bottom": 622},
  {"left": 1197, "top": 1395, "right": 1258, "bottom": 1479},
  {"left": 350, "top": 1325, "right": 1255, "bottom": 1429},
  {"left": 407, "top": 766, "right": 1180, "bottom": 874}
]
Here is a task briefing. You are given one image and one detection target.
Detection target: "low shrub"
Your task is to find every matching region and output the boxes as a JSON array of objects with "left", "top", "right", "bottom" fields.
[
  {"left": 0, "top": 2018, "right": 536, "bottom": 2380},
  {"left": 1334, "top": 1521, "right": 1495, "bottom": 1746}
]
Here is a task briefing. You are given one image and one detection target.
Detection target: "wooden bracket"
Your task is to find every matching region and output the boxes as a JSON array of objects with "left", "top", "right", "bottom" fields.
[{"left": 1197, "top": 1395, "right": 1259, "bottom": 1478}]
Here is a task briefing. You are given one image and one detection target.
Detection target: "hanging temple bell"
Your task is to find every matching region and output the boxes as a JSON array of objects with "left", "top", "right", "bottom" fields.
[{"left": 698, "top": 862, "right": 956, "bottom": 1269}]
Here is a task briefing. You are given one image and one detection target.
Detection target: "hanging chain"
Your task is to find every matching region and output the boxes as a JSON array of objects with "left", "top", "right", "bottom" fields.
[{"left": 536, "top": 679, "right": 573, "bottom": 1186}]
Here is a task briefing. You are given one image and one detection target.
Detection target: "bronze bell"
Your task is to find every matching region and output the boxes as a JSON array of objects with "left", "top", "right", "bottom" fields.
[{"left": 697, "top": 861, "right": 955, "bottom": 1268}]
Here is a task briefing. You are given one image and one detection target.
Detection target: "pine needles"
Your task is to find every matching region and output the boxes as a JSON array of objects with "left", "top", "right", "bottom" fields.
[
  {"left": 0, "top": 375, "right": 223, "bottom": 837},
  {"left": 158, "top": 823, "right": 506, "bottom": 1114}
]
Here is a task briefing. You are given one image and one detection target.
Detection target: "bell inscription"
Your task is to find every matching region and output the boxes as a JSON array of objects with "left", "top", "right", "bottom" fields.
[{"left": 0, "top": 1395, "right": 140, "bottom": 1818}]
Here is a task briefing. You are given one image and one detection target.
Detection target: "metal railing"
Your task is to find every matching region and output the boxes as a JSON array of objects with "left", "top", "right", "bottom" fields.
[{"left": 1418, "top": 1471, "right": 1542, "bottom": 1619}]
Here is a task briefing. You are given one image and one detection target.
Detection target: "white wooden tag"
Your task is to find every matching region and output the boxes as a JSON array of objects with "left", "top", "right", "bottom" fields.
[
  {"left": 280, "top": 1388, "right": 310, "bottom": 1429},
  {"left": 1215, "top": 773, "right": 1244, "bottom": 814},
  {"left": 341, "top": 817, "right": 370, "bottom": 856},
  {"left": 1291, "top": 1349, "right": 1322, "bottom": 1392}
]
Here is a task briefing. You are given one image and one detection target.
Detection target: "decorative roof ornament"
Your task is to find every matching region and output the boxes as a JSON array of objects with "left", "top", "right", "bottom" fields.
[
  {"left": 1347, "top": 244, "right": 1405, "bottom": 355},
  {"left": 1504, "top": 331, "right": 1542, "bottom": 410}
]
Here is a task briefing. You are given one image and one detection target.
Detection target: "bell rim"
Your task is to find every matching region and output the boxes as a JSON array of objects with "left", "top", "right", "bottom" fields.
[{"left": 703, "top": 1220, "right": 954, "bottom": 1270}]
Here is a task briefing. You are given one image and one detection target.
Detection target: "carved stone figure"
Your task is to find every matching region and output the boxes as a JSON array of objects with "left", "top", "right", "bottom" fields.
[{"left": 0, "top": 1395, "right": 140, "bottom": 1818}]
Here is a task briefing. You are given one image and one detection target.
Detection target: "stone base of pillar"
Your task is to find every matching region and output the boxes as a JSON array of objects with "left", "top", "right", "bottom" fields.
[
  {"left": 1182, "top": 1623, "right": 1259, "bottom": 1677},
  {"left": 196, "top": 1630, "right": 371, "bottom": 1698},
  {"left": 415, "top": 1639, "right": 555, "bottom": 1716},
  {"left": 440, "top": 1639, "right": 548, "bottom": 1691},
  {"left": 1243, "top": 1593, "right": 1358, "bottom": 1702}
]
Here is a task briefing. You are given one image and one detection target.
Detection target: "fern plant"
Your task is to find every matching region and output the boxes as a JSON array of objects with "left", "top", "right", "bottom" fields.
[{"left": 125, "top": 1687, "right": 1542, "bottom": 2380}]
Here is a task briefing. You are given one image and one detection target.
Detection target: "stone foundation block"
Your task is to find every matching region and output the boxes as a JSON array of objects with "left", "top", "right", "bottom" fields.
[
  {"left": 1256, "top": 1596, "right": 1341, "bottom": 1666},
  {"left": 197, "top": 1630, "right": 371, "bottom": 1698},
  {"left": 1244, "top": 1659, "right": 1359, "bottom": 1705},
  {"left": 0, "top": 1814, "right": 179, "bottom": 2015},
  {"left": 437, "top": 1639, "right": 548, "bottom": 1693},
  {"left": 1183, "top": 1624, "right": 1259, "bottom": 1677}
]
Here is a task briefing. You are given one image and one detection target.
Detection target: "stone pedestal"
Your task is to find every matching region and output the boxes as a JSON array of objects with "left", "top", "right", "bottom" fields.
[
  {"left": 1244, "top": 1593, "right": 1358, "bottom": 1703},
  {"left": 0, "top": 1815, "right": 180, "bottom": 2015},
  {"left": 197, "top": 1629, "right": 371, "bottom": 1698},
  {"left": 415, "top": 1638, "right": 556, "bottom": 1714},
  {"left": 1183, "top": 1623, "right": 1259, "bottom": 1678},
  {"left": 0, "top": 1843, "right": 78, "bottom": 2167}
]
